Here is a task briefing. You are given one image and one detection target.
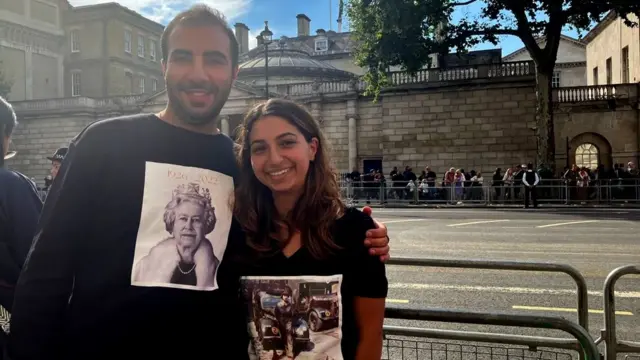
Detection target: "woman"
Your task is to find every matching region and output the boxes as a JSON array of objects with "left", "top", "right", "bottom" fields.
[{"left": 231, "top": 99, "right": 387, "bottom": 360}]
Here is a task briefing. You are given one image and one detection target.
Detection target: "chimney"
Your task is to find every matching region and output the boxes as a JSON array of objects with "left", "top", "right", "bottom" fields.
[
  {"left": 337, "top": 17, "right": 342, "bottom": 33},
  {"left": 296, "top": 14, "right": 311, "bottom": 36},
  {"left": 234, "top": 23, "right": 250, "bottom": 53}
]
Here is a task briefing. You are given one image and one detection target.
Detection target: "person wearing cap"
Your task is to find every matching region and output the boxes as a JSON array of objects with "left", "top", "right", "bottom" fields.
[
  {"left": 47, "top": 147, "right": 67, "bottom": 181},
  {"left": 0, "top": 95, "right": 43, "bottom": 314}
]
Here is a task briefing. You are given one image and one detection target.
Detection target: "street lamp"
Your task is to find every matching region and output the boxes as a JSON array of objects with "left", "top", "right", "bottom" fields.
[{"left": 260, "top": 21, "right": 273, "bottom": 99}]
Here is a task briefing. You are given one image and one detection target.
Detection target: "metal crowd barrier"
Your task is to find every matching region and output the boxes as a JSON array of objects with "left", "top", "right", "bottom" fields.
[
  {"left": 601, "top": 265, "right": 640, "bottom": 359},
  {"left": 384, "top": 307, "right": 599, "bottom": 360},
  {"left": 384, "top": 258, "right": 640, "bottom": 359},
  {"left": 340, "top": 178, "right": 640, "bottom": 206},
  {"left": 386, "top": 257, "right": 590, "bottom": 331}
]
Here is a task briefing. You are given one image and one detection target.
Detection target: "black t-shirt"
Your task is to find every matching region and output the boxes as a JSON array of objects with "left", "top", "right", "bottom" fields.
[
  {"left": 9, "top": 114, "right": 248, "bottom": 359},
  {"left": 227, "top": 207, "right": 388, "bottom": 360}
]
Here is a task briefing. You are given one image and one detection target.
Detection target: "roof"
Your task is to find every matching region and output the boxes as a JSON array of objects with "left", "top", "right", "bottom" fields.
[
  {"left": 582, "top": 11, "right": 618, "bottom": 44},
  {"left": 241, "top": 31, "right": 354, "bottom": 60},
  {"left": 68, "top": 2, "right": 164, "bottom": 32},
  {"left": 502, "top": 34, "right": 586, "bottom": 61}
]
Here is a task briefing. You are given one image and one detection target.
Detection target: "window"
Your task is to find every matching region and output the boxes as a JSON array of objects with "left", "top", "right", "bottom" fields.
[
  {"left": 124, "top": 30, "right": 132, "bottom": 53},
  {"left": 149, "top": 40, "right": 157, "bottom": 61},
  {"left": 592, "top": 67, "right": 598, "bottom": 85},
  {"left": 71, "top": 71, "right": 81, "bottom": 97},
  {"left": 622, "top": 46, "right": 629, "bottom": 83},
  {"left": 575, "top": 143, "right": 599, "bottom": 170},
  {"left": 552, "top": 71, "right": 561, "bottom": 88},
  {"left": 138, "top": 76, "right": 145, "bottom": 94},
  {"left": 70, "top": 29, "right": 80, "bottom": 52},
  {"left": 125, "top": 70, "right": 133, "bottom": 94},
  {"left": 606, "top": 57, "right": 612, "bottom": 84},
  {"left": 314, "top": 39, "right": 328, "bottom": 52},
  {"left": 152, "top": 78, "right": 158, "bottom": 92},
  {"left": 137, "top": 35, "right": 145, "bottom": 58}
]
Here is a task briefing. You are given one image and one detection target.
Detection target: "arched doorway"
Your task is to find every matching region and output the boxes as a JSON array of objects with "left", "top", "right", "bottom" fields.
[{"left": 569, "top": 132, "right": 612, "bottom": 169}]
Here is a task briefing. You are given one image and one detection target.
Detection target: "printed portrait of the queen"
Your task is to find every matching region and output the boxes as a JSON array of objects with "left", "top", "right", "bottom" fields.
[{"left": 132, "top": 182, "right": 219, "bottom": 290}]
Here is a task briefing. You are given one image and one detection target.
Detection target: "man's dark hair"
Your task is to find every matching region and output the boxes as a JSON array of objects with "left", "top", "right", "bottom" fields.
[
  {"left": 0, "top": 95, "right": 17, "bottom": 166},
  {"left": 161, "top": 5, "right": 239, "bottom": 69},
  {"left": 0, "top": 95, "right": 17, "bottom": 138}
]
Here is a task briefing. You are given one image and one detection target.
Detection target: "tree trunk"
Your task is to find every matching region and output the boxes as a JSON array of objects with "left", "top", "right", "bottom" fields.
[{"left": 534, "top": 67, "right": 556, "bottom": 172}]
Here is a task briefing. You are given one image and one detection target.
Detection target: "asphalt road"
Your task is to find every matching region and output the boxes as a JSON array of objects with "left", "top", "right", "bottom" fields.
[{"left": 372, "top": 207, "right": 640, "bottom": 359}]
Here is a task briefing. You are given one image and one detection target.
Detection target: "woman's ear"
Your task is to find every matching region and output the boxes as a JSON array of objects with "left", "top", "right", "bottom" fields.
[{"left": 308, "top": 137, "right": 319, "bottom": 161}]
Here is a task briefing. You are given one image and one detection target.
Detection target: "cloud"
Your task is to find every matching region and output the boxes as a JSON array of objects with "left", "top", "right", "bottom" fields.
[{"left": 67, "top": 0, "right": 252, "bottom": 24}]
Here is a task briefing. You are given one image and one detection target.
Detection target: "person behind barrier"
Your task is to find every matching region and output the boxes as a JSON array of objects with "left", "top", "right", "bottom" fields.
[
  {"left": 522, "top": 163, "right": 540, "bottom": 208},
  {"left": 0, "top": 96, "right": 43, "bottom": 312}
]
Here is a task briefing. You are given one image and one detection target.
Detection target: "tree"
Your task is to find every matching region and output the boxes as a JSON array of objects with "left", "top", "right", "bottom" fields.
[
  {"left": 0, "top": 61, "right": 13, "bottom": 99},
  {"left": 345, "top": 0, "right": 640, "bottom": 169}
]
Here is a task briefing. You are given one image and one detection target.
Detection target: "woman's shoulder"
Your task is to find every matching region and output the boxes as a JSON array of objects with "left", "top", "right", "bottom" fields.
[{"left": 332, "top": 206, "right": 376, "bottom": 247}]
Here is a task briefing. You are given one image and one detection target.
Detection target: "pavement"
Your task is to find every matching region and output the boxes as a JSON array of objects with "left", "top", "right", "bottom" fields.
[{"left": 372, "top": 207, "right": 640, "bottom": 355}]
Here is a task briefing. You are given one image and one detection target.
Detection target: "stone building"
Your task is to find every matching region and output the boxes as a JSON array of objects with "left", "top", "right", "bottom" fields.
[
  {"left": 0, "top": 1, "right": 164, "bottom": 101},
  {"left": 8, "top": 60, "right": 640, "bottom": 185},
  {"left": 0, "top": 0, "right": 70, "bottom": 101},
  {"left": 64, "top": 2, "right": 165, "bottom": 98},
  {"left": 502, "top": 35, "right": 587, "bottom": 88},
  {"left": 584, "top": 12, "right": 640, "bottom": 85}
]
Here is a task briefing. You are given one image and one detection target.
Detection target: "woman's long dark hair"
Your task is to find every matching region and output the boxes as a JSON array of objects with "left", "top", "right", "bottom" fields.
[{"left": 234, "top": 98, "right": 344, "bottom": 260}]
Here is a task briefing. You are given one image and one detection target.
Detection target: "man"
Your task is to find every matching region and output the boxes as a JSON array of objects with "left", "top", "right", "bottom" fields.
[
  {"left": 0, "top": 96, "right": 43, "bottom": 312},
  {"left": 8, "top": 6, "right": 389, "bottom": 360},
  {"left": 47, "top": 147, "right": 67, "bottom": 181},
  {"left": 0, "top": 96, "right": 43, "bottom": 341},
  {"left": 522, "top": 163, "right": 540, "bottom": 208}
]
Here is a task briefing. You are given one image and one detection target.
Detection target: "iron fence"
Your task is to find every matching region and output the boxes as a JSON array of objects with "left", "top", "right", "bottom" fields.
[{"left": 601, "top": 265, "right": 640, "bottom": 360}]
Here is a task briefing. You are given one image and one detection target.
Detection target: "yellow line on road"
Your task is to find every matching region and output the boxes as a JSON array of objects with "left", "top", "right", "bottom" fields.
[
  {"left": 386, "top": 299, "right": 410, "bottom": 304},
  {"left": 512, "top": 305, "right": 633, "bottom": 316},
  {"left": 447, "top": 220, "right": 510, "bottom": 227},
  {"left": 536, "top": 220, "right": 599, "bottom": 228}
]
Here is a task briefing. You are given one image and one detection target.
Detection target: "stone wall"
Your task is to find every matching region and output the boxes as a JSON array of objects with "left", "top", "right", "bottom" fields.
[{"left": 6, "top": 82, "right": 639, "bottom": 184}]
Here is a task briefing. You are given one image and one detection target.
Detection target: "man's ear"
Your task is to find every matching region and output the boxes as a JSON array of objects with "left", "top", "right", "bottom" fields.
[{"left": 233, "top": 66, "right": 239, "bottom": 81}]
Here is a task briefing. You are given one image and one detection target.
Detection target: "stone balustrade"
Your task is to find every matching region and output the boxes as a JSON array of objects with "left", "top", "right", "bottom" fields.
[{"left": 554, "top": 83, "right": 639, "bottom": 103}]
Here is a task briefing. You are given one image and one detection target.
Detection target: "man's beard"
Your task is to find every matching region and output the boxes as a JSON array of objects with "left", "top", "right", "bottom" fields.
[{"left": 167, "top": 79, "right": 232, "bottom": 126}]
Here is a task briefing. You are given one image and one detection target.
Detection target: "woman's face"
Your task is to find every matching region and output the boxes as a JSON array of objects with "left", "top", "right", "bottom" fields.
[
  {"left": 249, "top": 115, "right": 318, "bottom": 195},
  {"left": 172, "top": 200, "right": 205, "bottom": 260}
]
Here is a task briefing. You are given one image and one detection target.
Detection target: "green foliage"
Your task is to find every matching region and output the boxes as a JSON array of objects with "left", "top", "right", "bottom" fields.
[
  {"left": 347, "top": 0, "right": 640, "bottom": 95},
  {"left": 0, "top": 61, "right": 13, "bottom": 99}
]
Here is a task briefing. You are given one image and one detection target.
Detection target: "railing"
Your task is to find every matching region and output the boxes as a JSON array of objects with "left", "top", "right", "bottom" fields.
[
  {"left": 12, "top": 94, "right": 146, "bottom": 112},
  {"left": 282, "top": 60, "right": 535, "bottom": 96},
  {"left": 340, "top": 178, "right": 640, "bottom": 206},
  {"left": 556, "top": 85, "right": 618, "bottom": 102}
]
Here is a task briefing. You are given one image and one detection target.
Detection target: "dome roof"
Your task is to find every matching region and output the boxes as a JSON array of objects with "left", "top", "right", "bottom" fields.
[{"left": 238, "top": 49, "right": 354, "bottom": 80}]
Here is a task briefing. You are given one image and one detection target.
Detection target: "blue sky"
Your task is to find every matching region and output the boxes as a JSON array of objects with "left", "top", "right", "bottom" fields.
[{"left": 70, "top": 0, "right": 586, "bottom": 57}]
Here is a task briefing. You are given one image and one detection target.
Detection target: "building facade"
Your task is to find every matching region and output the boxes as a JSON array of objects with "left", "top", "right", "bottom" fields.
[
  {"left": 0, "top": 0, "right": 69, "bottom": 101},
  {"left": 64, "top": 3, "right": 165, "bottom": 98},
  {"left": 584, "top": 12, "right": 640, "bottom": 85},
  {"left": 502, "top": 35, "right": 588, "bottom": 88},
  {"left": 0, "top": 1, "right": 164, "bottom": 101},
  {"left": 7, "top": 60, "right": 640, "bottom": 185}
]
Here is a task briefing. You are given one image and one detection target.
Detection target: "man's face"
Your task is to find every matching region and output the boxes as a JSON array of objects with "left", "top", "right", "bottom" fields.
[
  {"left": 51, "top": 160, "right": 62, "bottom": 179},
  {"left": 162, "top": 24, "right": 237, "bottom": 125},
  {"left": 172, "top": 200, "right": 206, "bottom": 260}
]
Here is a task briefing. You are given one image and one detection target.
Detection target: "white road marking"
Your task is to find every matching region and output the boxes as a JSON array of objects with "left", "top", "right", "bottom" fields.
[
  {"left": 417, "top": 249, "right": 640, "bottom": 257},
  {"left": 447, "top": 220, "right": 510, "bottom": 227},
  {"left": 388, "top": 283, "right": 640, "bottom": 298},
  {"left": 536, "top": 220, "right": 600, "bottom": 228},
  {"left": 512, "top": 305, "right": 634, "bottom": 316},
  {"left": 383, "top": 219, "right": 427, "bottom": 224}
]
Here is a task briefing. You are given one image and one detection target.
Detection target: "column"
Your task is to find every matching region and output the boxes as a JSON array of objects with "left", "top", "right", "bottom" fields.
[
  {"left": 25, "top": 50, "right": 33, "bottom": 100},
  {"left": 346, "top": 99, "right": 358, "bottom": 171},
  {"left": 348, "top": 116, "right": 357, "bottom": 171},
  {"left": 57, "top": 55, "right": 64, "bottom": 97},
  {"left": 220, "top": 116, "right": 230, "bottom": 135}
]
